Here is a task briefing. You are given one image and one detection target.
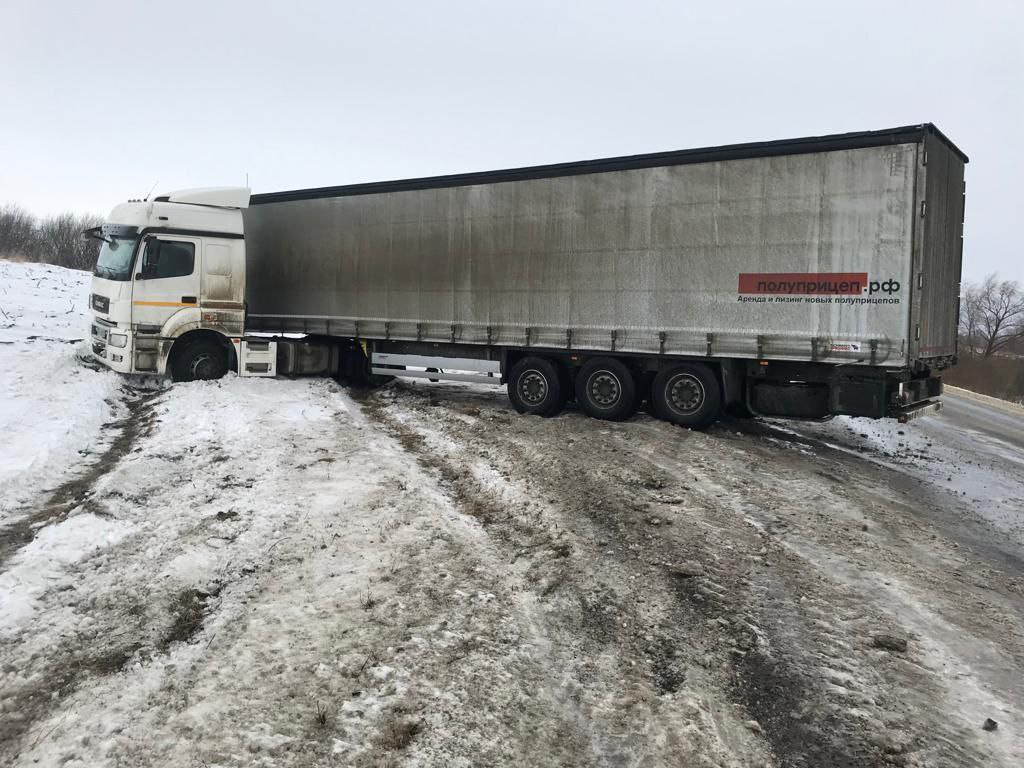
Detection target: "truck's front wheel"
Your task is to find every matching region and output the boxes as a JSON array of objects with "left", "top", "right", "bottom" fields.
[{"left": 171, "top": 339, "right": 228, "bottom": 382}]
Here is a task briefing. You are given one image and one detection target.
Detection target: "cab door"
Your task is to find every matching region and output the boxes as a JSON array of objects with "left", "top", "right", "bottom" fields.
[{"left": 131, "top": 234, "right": 202, "bottom": 343}]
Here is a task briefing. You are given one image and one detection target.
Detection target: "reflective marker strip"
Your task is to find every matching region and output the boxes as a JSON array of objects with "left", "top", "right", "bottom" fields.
[{"left": 132, "top": 301, "right": 192, "bottom": 307}]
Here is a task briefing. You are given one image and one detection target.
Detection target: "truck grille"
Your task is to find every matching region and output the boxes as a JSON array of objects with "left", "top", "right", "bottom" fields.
[{"left": 91, "top": 293, "right": 110, "bottom": 313}]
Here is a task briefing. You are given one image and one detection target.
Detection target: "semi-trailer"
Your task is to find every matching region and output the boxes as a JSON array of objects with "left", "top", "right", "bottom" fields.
[{"left": 86, "top": 124, "right": 966, "bottom": 427}]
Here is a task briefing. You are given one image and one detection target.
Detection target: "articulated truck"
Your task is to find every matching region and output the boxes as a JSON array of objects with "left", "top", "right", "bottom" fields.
[{"left": 86, "top": 124, "right": 966, "bottom": 428}]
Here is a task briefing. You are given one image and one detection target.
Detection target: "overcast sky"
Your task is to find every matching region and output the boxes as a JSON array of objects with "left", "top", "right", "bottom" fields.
[{"left": 2, "top": 1, "right": 1021, "bottom": 283}]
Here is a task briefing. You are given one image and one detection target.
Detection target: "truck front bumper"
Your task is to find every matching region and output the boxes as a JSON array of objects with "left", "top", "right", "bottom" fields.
[{"left": 90, "top": 319, "right": 133, "bottom": 373}]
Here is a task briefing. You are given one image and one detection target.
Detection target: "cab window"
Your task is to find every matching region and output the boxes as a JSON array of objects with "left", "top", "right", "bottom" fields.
[{"left": 141, "top": 240, "right": 195, "bottom": 279}]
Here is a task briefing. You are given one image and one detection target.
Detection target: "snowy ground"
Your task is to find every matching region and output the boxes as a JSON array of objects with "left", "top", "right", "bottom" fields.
[
  {"left": 0, "top": 261, "right": 123, "bottom": 522},
  {"left": 1, "top": 260, "right": 1022, "bottom": 767}
]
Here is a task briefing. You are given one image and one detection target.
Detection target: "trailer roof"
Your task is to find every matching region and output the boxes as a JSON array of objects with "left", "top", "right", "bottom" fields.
[{"left": 248, "top": 124, "right": 967, "bottom": 205}]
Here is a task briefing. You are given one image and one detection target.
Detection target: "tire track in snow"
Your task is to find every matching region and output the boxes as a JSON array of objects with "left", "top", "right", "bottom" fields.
[
  {"left": 0, "top": 390, "right": 160, "bottom": 751},
  {"left": 0, "top": 388, "right": 158, "bottom": 572},
  {"left": 364, "top": 381, "right": 1023, "bottom": 767},
  {"left": 0, "top": 378, "right": 310, "bottom": 757},
  {"left": 359, "top": 385, "right": 774, "bottom": 767}
]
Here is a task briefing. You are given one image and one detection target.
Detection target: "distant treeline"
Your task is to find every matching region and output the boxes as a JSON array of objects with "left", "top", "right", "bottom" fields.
[{"left": 0, "top": 203, "right": 102, "bottom": 271}]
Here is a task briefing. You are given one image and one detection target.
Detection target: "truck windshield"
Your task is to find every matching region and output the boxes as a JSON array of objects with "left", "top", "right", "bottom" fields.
[{"left": 93, "top": 236, "right": 138, "bottom": 281}]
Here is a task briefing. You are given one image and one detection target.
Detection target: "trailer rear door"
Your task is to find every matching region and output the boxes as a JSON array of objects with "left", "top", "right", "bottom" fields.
[{"left": 913, "top": 131, "right": 967, "bottom": 362}]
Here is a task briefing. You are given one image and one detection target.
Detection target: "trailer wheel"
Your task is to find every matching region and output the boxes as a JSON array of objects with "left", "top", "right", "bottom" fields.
[
  {"left": 651, "top": 363, "right": 721, "bottom": 429},
  {"left": 507, "top": 357, "right": 565, "bottom": 417},
  {"left": 575, "top": 357, "right": 636, "bottom": 421},
  {"left": 171, "top": 339, "right": 228, "bottom": 382}
]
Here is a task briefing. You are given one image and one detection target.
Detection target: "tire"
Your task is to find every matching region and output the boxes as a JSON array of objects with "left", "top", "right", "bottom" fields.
[
  {"left": 651, "top": 363, "right": 722, "bottom": 429},
  {"left": 507, "top": 356, "right": 566, "bottom": 417},
  {"left": 575, "top": 357, "right": 637, "bottom": 421},
  {"left": 341, "top": 343, "right": 394, "bottom": 388},
  {"left": 171, "top": 339, "right": 228, "bottom": 382}
]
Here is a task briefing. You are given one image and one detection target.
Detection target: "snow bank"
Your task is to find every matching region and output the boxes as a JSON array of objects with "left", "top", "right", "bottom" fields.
[{"left": 946, "top": 385, "right": 1024, "bottom": 414}]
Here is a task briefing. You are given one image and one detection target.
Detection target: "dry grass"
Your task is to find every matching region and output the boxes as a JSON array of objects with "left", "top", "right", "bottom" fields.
[
  {"left": 374, "top": 715, "right": 423, "bottom": 752},
  {"left": 158, "top": 588, "right": 207, "bottom": 650},
  {"left": 314, "top": 701, "right": 329, "bottom": 728},
  {"left": 361, "top": 587, "right": 379, "bottom": 610},
  {"left": 944, "top": 355, "right": 1024, "bottom": 403}
]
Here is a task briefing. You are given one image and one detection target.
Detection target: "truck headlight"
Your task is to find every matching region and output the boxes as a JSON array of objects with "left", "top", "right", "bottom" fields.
[{"left": 108, "top": 332, "right": 128, "bottom": 348}]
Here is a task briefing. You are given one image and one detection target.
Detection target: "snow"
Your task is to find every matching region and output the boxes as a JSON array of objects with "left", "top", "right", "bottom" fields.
[
  {"left": 2, "top": 259, "right": 1022, "bottom": 767},
  {"left": 787, "top": 397, "right": 1024, "bottom": 550},
  {"left": 0, "top": 272, "right": 536, "bottom": 766},
  {"left": 0, "top": 513, "right": 133, "bottom": 632},
  {"left": 0, "top": 261, "right": 122, "bottom": 522},
  {"left": 4, "top": 372, "right": 443, "bottom": 766}
]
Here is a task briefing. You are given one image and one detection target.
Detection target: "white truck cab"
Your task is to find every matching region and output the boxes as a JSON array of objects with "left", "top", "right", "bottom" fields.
[{"left": 87, "top": 187, "right": 269, "bottom": 379}]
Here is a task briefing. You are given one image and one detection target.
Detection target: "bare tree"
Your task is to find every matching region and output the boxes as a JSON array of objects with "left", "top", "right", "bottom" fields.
[
  {"left": 959, "top": 285, "right": 982, "bottom": 356},
  {"left": 960, "top": 274, "right": 1024, "bottom": 357},
  {"left": 37, "top": 212, "right": 104, "bottom": 270},
  {"left": 1, "top": 204, "right": 106, "bottom": 269},
  {"left": 0, "top": 204, "right": 38, "bottom": 257}
]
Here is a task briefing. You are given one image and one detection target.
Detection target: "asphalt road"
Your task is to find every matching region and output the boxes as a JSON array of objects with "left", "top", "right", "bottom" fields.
[
  {"left": 784, "top": 385, "right": 1024, "bottom": 577},
  {"left": 933, "top": 389, "right": 1024, "bottom": 452}
]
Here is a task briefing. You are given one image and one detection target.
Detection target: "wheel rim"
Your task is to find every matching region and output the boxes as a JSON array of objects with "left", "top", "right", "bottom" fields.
[
  {"left": 588, "top": 371, "right": 621, "bottom": 408},
  {"left": 666, "top": 373, "right": 705, "bottom": 414},
  {"left": 190, "top": 352, "right": 220, "bottom": 380},
  {"left": 518, "top": 370, "right": 548, "bottom": 405}
]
